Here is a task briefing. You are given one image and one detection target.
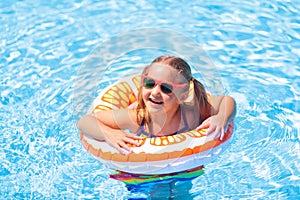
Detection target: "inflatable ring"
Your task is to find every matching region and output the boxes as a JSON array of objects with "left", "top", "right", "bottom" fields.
[{"left": 80, "top": 75, "right": 234, "bottom": 175}]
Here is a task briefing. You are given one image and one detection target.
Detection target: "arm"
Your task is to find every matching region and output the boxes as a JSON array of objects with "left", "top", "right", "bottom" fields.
[
  {"left": 197, "top": 95, "right": 236, "bottom": 140},
  {"left": 77, "top": 109, "right": 142, "bottom": 154}
]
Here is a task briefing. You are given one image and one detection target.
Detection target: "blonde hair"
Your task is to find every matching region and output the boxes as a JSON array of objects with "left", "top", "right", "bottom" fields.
[{"left": 136, "top": 56, "right": 212, "bottom": 126}]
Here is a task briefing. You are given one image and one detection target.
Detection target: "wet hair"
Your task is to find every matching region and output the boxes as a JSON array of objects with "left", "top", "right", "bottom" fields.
[{"left": 136, "top": 55, "right": 212, "bottom": 126}]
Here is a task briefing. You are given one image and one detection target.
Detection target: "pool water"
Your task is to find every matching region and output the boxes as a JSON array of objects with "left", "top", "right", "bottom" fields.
[{"left": 1, "top": 0, "right": 299, "bottom": 199}]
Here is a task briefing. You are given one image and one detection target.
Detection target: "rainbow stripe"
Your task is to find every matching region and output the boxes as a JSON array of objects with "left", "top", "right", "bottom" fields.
[{"left": 110, "top": 166, "right": 204, "bottom": 185}]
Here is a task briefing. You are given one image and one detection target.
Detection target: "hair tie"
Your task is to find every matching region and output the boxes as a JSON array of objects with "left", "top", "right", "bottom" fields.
[{"left": 184, "top": 78, "right": 195, "bottom": 105}]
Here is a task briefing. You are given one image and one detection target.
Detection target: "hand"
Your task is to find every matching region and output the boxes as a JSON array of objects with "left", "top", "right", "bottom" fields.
[
  {"left": 103, "top": 130, "right": 144, "bottom": 155},
  {"left": 197, "top": 115, "right": 228, "bottom": 140}
]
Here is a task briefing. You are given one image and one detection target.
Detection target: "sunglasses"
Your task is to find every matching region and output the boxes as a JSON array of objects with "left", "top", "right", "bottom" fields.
[{"left": 142, "top": 74, "right": 188, "bottom": 95}]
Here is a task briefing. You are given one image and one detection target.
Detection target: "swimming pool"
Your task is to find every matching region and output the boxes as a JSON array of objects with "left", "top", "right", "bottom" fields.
[{"left": 1, "top": 0, "right": 299, "bottom": 199}]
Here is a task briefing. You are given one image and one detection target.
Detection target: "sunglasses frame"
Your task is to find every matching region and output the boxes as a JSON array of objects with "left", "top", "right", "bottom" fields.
[{"left": 141, "top": 73, "right": 188, "bottom": 95}]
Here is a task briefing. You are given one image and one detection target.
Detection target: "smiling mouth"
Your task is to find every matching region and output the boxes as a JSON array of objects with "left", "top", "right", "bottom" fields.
[{"left": 149, "top": 98, "right": 163, "bottom": 105}]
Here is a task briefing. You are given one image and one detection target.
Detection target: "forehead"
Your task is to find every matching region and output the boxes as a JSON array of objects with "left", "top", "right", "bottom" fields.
[{"left": 146, "top": 64, "right": 186, "bottom": 82}]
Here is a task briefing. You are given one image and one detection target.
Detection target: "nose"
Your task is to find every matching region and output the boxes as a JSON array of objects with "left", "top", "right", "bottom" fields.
[{"left": 151, "top": 84, "right": 162, "bottom": 96}]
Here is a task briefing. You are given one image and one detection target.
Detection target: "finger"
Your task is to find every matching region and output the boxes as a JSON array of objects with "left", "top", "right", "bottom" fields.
[
  {"left": 204, "top": 125, "right": 215, "bottom": 135},
  {"left": 197, "top": 124, "right": 208, "bottom": 130},
  {"left": 112, "top": 143, "right": 129, "bottom": 155},
  {"left": 220, "top": 128, "right": 225, "bottom": 141},
  {"left": 120, "top": 148, "right": 131, "bottom": 155},
  {"left": 124, "top": 137, "right": 141, "bottom": 146},
  {"left": 126, "top": 133, "right": 144, "bottom": 140},
  {"left": 213, "top": 127, "right": 221, "bottom": 140},
  {"left": 197, "top": 120, "right": 210, "bottom": 130},
  {"left": 124, "top": 134, "right": 143, "bottom": 146},
  {"left": 119, "top": 141, "right": 132, "bottom": 153}
]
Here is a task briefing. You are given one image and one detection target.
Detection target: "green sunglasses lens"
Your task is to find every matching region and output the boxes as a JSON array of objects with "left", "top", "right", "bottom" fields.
[
  {"left": 143, "top": 78, "right": 155, "bottom": 88},
  {"left": 161, "top": 83, "right": 173, "bottom": 94}
]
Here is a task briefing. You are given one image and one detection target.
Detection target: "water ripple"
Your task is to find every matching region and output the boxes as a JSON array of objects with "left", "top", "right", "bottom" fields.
[{"left": 1, "top": 0, "right": 300, "bottom": 199}]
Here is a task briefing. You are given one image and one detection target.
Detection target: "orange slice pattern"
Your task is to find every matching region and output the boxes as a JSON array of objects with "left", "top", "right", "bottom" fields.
[
  {"left": 132, "top": 75, "right": 141, "bottom": 89},
  {"left": 149, "top": 134, "right": 186, "bottom": 146},
  {"left": 101, "top": 81, "right": 136, "bottom": 109},
  {"left": 94, "top": 104, "right": 112, "bottom": 112},
  {"left": 186, "top": 129, "right": 208, "bottom": 138}
]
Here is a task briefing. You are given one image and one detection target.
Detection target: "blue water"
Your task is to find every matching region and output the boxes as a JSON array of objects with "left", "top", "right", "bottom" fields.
[{"left": 1, "top": 0, "right": 299, "bottom": 199}]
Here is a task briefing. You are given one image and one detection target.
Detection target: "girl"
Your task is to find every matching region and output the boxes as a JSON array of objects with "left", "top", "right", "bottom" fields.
[{"left": 78, "top": 56, "right": 236, "bottom": 154}]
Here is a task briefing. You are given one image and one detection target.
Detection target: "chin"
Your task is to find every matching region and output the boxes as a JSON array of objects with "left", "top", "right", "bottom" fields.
[
  {"left": 148, "top": 107, "right": 164, "bottom": 114},
  {"left": 146, "top": 102, "right": 164, "bottom": 113}
]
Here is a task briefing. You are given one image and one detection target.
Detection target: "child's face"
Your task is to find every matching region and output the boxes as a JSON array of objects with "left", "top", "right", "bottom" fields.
[{"left": 142, "top": 64, "right": 188, "bottom": 114}]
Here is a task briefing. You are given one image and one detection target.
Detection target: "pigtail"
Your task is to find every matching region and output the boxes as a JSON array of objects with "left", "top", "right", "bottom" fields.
[
  {"left": 136, "top": 86, "right": 151, "bottom": 125},
  {"left": 193, "top": 79, "right": 212, "bottom": 122}
]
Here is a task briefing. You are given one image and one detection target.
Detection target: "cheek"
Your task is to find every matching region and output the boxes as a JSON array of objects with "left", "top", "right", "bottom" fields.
[
  {"left": 141, "top": 89, "right": 150, "bottom": 100},
  {"left": 163, "top": 94, "right": 179, "bottom": 104}
]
